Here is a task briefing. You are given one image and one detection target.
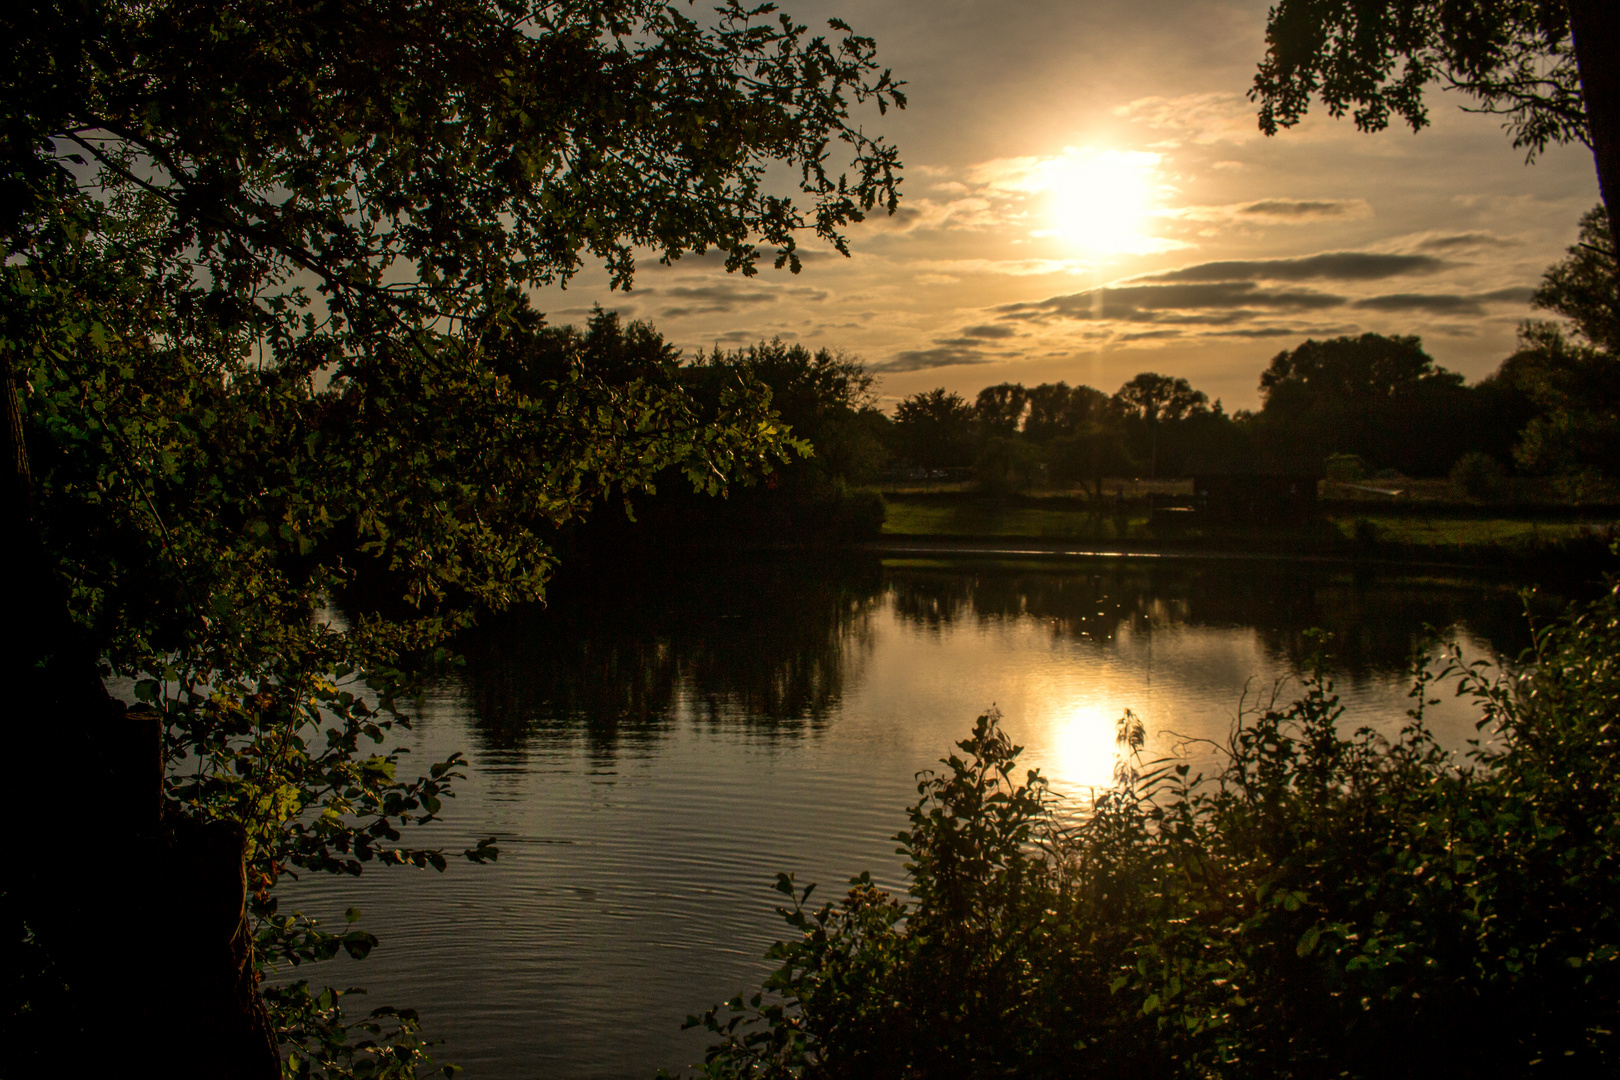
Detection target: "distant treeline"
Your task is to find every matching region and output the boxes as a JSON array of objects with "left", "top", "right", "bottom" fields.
[{"left": 546, "top": 206, "right": 1616, "bottom": 552}]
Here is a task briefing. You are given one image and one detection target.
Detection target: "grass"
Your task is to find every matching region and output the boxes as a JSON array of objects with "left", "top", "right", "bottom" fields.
[
  {"left": 881, "top": 500, "right": 1149, "bottom": 540},
  {"left": 877, "top": 492, "right": 1618, "bottom": 567},
  {"left": 1340, "top": 515, "right": 1609, "bottom": 550}
]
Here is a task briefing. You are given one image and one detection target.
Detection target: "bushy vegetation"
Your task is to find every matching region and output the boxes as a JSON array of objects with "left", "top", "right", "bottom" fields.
[
  {"left": 565, "top": 334, "right": 892, "bottom": 552},
  {"left": 685, "top": 584, "right": 1620, "bottom": 1078},
  {"left": 3, "top": 0, "right": 904, "bottom": 1074}
]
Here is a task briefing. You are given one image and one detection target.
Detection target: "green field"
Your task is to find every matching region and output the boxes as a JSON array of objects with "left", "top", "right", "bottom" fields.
[
  {"left": 881, "top": 500, "right": 1147, "bottom": 540},
  {"left": 879, "top": 495, "right": 1617, "bottom": 561},
  {"left": 1339, "top": 515, "right": 1607, "bottom": 550}
]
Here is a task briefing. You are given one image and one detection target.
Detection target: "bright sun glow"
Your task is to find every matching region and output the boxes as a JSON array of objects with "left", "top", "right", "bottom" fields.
[
  {"left": 1047, "top": 704, "right": 1124, "bottom": 792},
  {"left": 1040, "top": 149, "right": 1160, "bottom": 254}
]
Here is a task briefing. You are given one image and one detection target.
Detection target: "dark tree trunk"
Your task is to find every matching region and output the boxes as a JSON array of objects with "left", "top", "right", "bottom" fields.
[
  {"left": 3, "top": 349, "right": 279, "bottom": 1079},
  {"left": 1569, "top": 0, "right": 1620, "bottom": 232}
]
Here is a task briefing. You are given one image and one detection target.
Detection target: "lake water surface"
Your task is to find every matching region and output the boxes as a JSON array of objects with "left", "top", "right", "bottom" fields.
[{"left": 280, "top": 554, "right": 1555, "bottom": 1079}]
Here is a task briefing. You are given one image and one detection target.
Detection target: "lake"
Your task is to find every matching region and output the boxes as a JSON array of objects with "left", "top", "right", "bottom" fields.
[{"left": 278, "top": 552, "right": 1558, "bottom": 1078}]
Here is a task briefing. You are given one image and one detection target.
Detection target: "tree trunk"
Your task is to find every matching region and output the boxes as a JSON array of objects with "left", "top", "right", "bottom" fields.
[
  {"left": 1569, "top": 0, "right": 1620, "bottom": 232},
  {"left": 3, "top": 348, "right": 279, "bottom": 1079}
]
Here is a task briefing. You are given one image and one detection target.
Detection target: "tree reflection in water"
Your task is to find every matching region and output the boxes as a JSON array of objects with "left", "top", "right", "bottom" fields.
[
  {"left": 454, "top": 556, "right": 886, "bottom": 759},
  {"left": 455, "top": 554, "right": 1568, "bottom": 763},
  {"left": 884, "top": 558, "right": 1560, "bottom": 679}
]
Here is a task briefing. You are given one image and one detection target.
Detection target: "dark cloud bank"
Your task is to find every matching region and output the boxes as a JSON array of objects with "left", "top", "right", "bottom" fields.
[{"left": 883, "top": 249, "right": 1537, "bottom": 372}]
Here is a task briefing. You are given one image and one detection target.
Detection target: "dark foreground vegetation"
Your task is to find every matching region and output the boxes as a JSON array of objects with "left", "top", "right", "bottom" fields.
[
  {"left": 3, "top": 1, "right": 903, "bottom": 1077},
  {"left": 8, "top": 0, "right": 1619, "bottom": 1076},
  {"left": 685, "top": 581, "right": 1620, "bottom": 1079}
]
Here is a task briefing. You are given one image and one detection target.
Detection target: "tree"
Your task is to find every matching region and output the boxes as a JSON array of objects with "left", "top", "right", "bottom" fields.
[
  {"left": 1533, "top": 203, "right": 1620, "bottom": 351},
  {"left": 1252, "top": 0, "right": 1620, "bottom": 233},
  {"left": 1259, "top": 333, "right": 1459, "bottom": 406},
  {"left": 973, "top": 382, "right": 1028, "bottom": 436},
  {"left": 1, "top": 1, "right": 903, "bottom": 1075},
  {"left": 1256, "top": 334, "right": 1475, "bottom": 474},
  {"left": 1044, "top": 426, "right": 1135, "bottom": 499},
  {"left": 893, "top": 388, "right": 976, "bottom": 471},
  {"left": 1490, "top": 212, "right": 1620, "bottom": 474},
  {"left": 1113, "top": 373, "right": 1209, "bottom": 476},
  {"left": 585, "top": 337, "right": 891, "bottom": 546},
  {"left": 1021, "top": 381, "right": 1113, "bottom": 443}
]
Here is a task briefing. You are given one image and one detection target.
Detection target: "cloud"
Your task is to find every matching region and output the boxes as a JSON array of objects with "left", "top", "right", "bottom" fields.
[
  {"left": 657, "top": 283, "right": 827, "bottom": 318},
  {"left": 1208, "top": 326, "right": 1351, "bottom": 339},
  {"left": 1241, "top": 200, "right": 1360, "bottom": 219},
  {"left": 1352, "top": 287, "right": 1535, "bottom": 315},
  {"left": 998, "top": 281, "right": 1347, "bottom": 325},
  {"left": 1140, "top": 251, "right": 1446, "bottom": 283},
  {"left": 1115, "top": 92, "right": 1260, "bottom": 146},
  {"left": 1171, "top": 198, "right": 1372, "bottom": 225},
  {"left": 663, "top": 285, "right": 778, "bottom": 302},
  {"left": 860, "top": 195, "right": 1002, "bottom": 234},
  {"left": 909, "top": 257, "right": 1093, "bottom": 277},
  {"left": 1353, "top": 294, "right": 1486, "bottom": 315},
  {"left": 1411, "top": 232, "right": 1523, "bottom": 253},
  {"left": 876, "top": 345, "right": 1000, "bottom": 372},
  {"left": 1483, "top": 287, "right": 1537, "bottom": 303},
  {"left": 960, "top": 324, "right": 1019, "bottom": 339}
]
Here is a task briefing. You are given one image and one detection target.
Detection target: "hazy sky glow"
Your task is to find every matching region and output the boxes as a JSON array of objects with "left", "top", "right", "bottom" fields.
[{"left": 536, "top": 0, "right": 1602, "bottom": 410}]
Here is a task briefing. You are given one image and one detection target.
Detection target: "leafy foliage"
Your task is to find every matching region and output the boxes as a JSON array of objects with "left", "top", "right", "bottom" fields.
[
  {"left": 687, "top": 584, "right": 1620, "bottom": 1078},
  {"left": 570, "top": 337, "right": 890, "bottom": 549},
  {"left": 1532, "top": 204, "right": 1620, "bottom": 353},
  {"left": 1489, "top": 208, "right": 1620, "bottom": 476},
  {"left": 3, "top": 0, "right": 904, "bottom": 1072},
  {"left": 1253, "top": 0, "right": 1587, "bottom": 160}
]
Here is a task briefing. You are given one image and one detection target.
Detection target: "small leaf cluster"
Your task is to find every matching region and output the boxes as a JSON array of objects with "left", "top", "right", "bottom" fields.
[{"left": 265, "top": 979, "right": 457, "bottom": 1080}]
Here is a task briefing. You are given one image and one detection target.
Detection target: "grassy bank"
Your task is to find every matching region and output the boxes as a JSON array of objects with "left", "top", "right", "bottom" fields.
[{"left": 876, "top": 488, "right": 1620, "bottom": 570}]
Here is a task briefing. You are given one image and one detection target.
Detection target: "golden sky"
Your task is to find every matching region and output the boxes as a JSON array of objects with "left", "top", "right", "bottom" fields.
[{"left": 536, "top": 0, "right": 1602, "bottom": 411}]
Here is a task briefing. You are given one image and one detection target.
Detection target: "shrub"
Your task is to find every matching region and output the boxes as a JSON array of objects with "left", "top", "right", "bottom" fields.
[
  {"left": 1324, "top": 453, "right": 1368, "bottom": 481},
  {"left": 1450, "top": 451, "right": 1506, "bottom": 500},
  {"left": 973, "top": 437, "right": 1041, "bottom": 497},
  {"left": 687, "top": 585, "right": 1620, "bottom": 1078}
]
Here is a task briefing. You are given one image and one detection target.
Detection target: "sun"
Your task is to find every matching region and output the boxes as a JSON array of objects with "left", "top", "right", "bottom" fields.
[
  {"left": 1040, "top": 149, "right": 1160, "bottom": 254},
  {"left": 1046, "top": 703, "right": 1125, "bottom": 792}
]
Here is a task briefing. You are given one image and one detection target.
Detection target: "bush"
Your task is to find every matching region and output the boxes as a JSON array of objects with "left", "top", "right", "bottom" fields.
[
  {"left": 1324, "top": 453, "right": 1368, "bottom": 481},
  {"left": 687, "top": 585, "right": 1620, "bottom": 1078},
  {"left": 973, "top": 437, "right": 1041, "bottom": 497},
  {"left": 1450, "top": 451, "right": 1506, "bottom": 500}
]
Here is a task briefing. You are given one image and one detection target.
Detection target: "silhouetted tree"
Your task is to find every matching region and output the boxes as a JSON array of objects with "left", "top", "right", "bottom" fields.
[
  {"left": 1023, "top": 382, "right": 1114, "bottom": 443},
  {"left": 894, "top": 388, "right": 976, "bottom": 470},
  {"left": 1045, "top": 426, "right": 1136, "bottom": 497},
  {"left": 1256, "top": 335, "right": 1472, "bottom": 475},
  {"left": 1487, "top": 212, "right": 1620, "bottom": 476},
  {"left": 1253, "top": 0, "right": 1620, "bottom": 236},
  {"left": 1114, "top": 373, "right": 1210, "bottom": 476},
  {"left": 0, "top": 0, "right": 903, "bottom": 1071},
  {"left": 973, "top": 382, "right": 1029, "bottom": 436},
  {"left": 1534, "top": 204, "right": 1620, "bottom": 352}
]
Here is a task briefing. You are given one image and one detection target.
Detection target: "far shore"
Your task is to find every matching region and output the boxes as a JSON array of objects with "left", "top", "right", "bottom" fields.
[{"left": 869, "top": 481, "right": 1620, "bottom": 577}]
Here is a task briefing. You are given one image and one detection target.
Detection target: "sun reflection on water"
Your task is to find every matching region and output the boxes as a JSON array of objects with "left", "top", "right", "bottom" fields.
[{"left": 1042, "top": 702, "right": 1125, "bottom": 794}]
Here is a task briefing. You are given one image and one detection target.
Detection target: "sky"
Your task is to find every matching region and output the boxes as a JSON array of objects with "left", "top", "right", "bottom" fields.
[{"left": 534, "top": 0, "right": 1603, "bottom": 412}]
